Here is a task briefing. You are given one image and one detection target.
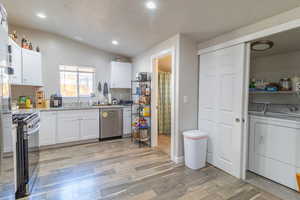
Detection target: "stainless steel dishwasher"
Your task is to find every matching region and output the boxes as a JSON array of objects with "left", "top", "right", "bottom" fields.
[{"left": 99, "top": 108, "right": 123, "bottom": 140}]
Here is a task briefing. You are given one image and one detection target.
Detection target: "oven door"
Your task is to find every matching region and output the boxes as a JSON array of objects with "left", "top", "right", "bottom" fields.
[{"left": 24, "top": 121, "right": 40, "bottom": 193}]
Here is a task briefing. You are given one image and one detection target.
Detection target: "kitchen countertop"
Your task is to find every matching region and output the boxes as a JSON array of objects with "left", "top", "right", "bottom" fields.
[{"left": 13, "top": 105, "right": 131, "bottom": 114}]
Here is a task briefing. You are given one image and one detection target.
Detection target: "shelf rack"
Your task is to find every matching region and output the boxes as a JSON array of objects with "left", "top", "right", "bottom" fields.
[
  {"left": 131, "top": 80, "right": 151, "bottom": 147},
  {"left": 249, "top": 90, "right": 298, "bottom": 94}
]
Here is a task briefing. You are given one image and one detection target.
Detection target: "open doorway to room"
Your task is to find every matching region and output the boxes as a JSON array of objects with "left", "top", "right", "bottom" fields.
[
  {"left": 156, "top": 54, "right": 172, "bottom": 155},
  {"left": 243, "top": 27, "right": 300, "bottom": 199},
  {"left": 151, "top": 48, "right": 175, "bottom": 160}
]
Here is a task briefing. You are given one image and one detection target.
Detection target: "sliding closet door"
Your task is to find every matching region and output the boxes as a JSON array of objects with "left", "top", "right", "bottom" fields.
[{"left": 198, "top": 43, "right": 247, "bottom": 178}]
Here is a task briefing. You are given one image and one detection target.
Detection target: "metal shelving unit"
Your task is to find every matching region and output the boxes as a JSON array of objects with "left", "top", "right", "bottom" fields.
[{"left": 131, "top": 80, "right": 151, "bottom": 147}]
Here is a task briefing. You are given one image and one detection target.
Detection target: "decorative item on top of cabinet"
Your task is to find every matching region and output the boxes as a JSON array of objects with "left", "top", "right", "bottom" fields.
[{"left": 9, "top": 30, "right": 18, "bottom": 41}]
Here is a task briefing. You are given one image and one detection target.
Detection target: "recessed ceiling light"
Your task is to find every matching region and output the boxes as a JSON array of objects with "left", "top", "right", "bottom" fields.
[
  {"left": 74, "top": 36, "right": 83, "bottom": 41},
  {"left": 36, "top": 13, "right": 47, "bottom": 19},
  {"left": 112, "top": 40, "right": 119, "bottom": 45},
  {"left": 146, "top": 1, "right": 157, "bottom": 10}
]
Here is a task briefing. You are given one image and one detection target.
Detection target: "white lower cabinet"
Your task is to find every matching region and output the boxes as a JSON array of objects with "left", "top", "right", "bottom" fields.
[
  {"left": 80, "top": 110, "right": 99, "bottom": 140},
  {"left": 39, "top": 111, "right": 57, "bottom": 146},
  {"left": 56, "top": 111, "right": 80, "bottom": 144},
  {"left": 123, "top": 107, "right": 131, "bottom": 136},
  {"left": 248, "top": 115, "right": 300, "bottom": 190},
  {"left": 39, "top": 109, "right": 100, "bottom": 146},
  {"left": 2, "top": 114, "right": 12, "bottom": 153}
]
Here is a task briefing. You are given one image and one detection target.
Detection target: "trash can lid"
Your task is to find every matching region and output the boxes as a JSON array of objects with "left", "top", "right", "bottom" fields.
[{"left": 183, "top": 130, "right": 208, "bottom": 139}]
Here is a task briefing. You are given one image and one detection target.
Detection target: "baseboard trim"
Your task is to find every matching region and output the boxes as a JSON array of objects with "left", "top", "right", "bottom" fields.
[
  {"left": 174, "top": 156, "right": 184, "bottom": 164},
  {"left": 39, "top": 139, "right": 99, "bottom": 151}
]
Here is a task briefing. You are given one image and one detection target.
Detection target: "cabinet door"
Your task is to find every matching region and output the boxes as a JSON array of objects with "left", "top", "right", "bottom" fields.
[
  {"left": 111, "top": 62, "right": 132, "bottom": 88},
  {"left": 57, "top": 111, "right": 80, "bottom": 143},
  {"left": 40, "top": 111, "right": 57, "bottom": 146},
  {"left": 1, "top": 114, "right": 12, "bottom": 153},
  {"left": 9, "top": 39, "right": 22, "bottom": 85},
  {"left": 22, "top": 48, "right": 43, "bottom": 86},
  {"left": 123, "top": 108, "right": 131, "bottom": 135},
  {"left": 0, "top": 26, "right": 8, "bottom": 68},
  {"left": 80, "top": 109, "right": 99, "bottom": 140}
]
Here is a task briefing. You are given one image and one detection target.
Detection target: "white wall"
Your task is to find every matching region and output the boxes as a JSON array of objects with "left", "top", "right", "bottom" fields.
[
  {"left": 133, "top": 34, "right": 198, "bottom": 158},
  {"left": 251, "top": 52, "right": 300, "bottom": 81},
  {"left": 250, "top": 51, "right": 300, "bottom": 104},
  {"left": 198, "top": 7, "right": 300, "bottom": 50},
  {"left": 132, "top": 35, "right": 180, "bottom": 76},
  {"left": 9, "top": 25, "right": 128, "bottom": 99},
  {"left": 177, "top": 35, "right": 199, "bottom": 157}
]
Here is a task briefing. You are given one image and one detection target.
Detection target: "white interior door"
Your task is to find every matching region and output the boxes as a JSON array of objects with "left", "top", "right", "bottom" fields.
[{"left": 198, "top": 43, "right": 247, "bottom": 178}]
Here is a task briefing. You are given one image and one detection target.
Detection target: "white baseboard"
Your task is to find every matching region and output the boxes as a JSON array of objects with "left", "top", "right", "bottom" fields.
[{"left": 173, "top": 156, "right": 184, "bottom": 164}]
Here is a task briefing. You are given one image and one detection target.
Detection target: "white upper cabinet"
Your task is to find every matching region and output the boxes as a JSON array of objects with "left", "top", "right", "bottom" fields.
[
  {"left": 22, "top": 48, "right": 43, "bottom": 86},
  {"left": 9, "top": 39, "right": 22, "bottom": 84},
  {"left": 110, "top": 61, "right": 132, "bottom": 88}
]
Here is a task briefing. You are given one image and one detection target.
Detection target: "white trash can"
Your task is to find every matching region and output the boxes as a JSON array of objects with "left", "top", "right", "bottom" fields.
[{"left": 183, "top": 130, "right": 208, "bottom": 170}]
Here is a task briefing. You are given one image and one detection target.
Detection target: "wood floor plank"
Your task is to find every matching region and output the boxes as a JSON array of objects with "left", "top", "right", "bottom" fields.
[{"left": 13, "top": 138, "right": 294, "bottom": 200}]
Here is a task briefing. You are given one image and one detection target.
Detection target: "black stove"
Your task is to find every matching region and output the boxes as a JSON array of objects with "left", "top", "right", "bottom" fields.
[
  {"left": 13, "top": 113, "right": 39, "bottom": 124},
  {"left": 14, "top": 112, "right": 40, "bottom": 199}
]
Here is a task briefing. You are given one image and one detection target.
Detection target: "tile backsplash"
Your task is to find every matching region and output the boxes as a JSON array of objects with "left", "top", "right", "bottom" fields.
[
  {"left": 111, "top": 88, "right": 131, "bottom": 101},
  {"left": 11, "top": 85, "right": 40, "bottom": 102},
  {"left": 11, "top": 85, "right": 131, "bottom": 107}
]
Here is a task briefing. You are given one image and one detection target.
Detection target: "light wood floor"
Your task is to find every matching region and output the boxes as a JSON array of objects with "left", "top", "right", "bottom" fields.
[
  {"left": 157, "top": 135, "right": 170, "bottom": 155},
  {"left": 13, "top": 138, "right": 295, "bottom": 200}
]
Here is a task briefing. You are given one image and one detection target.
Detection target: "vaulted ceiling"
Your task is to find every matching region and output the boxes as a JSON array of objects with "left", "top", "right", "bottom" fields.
[{"left": 2, "top": 0, "right": 300, "bottom": 57}]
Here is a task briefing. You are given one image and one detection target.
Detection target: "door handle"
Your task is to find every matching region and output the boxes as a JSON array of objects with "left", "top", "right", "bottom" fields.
[{"left": 235, "top": 118, "right": 240, "bottom": 123}]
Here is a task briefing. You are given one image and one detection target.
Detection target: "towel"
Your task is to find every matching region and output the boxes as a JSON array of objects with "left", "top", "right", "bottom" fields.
[
  {"left": 103, "top": 82, "right": 109, "bottom": 97},
  {"left": 97, "top": 82, "right": 102, "bottom": 93}
]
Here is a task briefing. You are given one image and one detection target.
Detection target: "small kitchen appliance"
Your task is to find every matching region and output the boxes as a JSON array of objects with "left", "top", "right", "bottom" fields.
[{"left": 50, "top": 94, "right": 62, "bottom": 108}]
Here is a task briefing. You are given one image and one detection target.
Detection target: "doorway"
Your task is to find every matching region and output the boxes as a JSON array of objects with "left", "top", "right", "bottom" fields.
[
  {"left": 156, "top": 54, "right": 172, "bottom": 155},
  {"left": 151, "top": 48, "right": 175, "bottom": 160},
  {"left": 242, "top": 27, "right": 300, "bottom": 198}
]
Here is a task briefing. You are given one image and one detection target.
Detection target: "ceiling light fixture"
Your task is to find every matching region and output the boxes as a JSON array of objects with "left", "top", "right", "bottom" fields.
[
  {"left": 146, "top": 1, "right": 157, "bottom": 10},
  {"left": 112, "top": 40, "right": 119, "bottom": 45},
  {"left": 251, "top": 40, "right": 274, "bottom": 51},
  {"left": 74, "top": 36, "right": 83, "bottom": 41},
  {"left": 36, "top": 13, "right": 47, "bottom": 19}
]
